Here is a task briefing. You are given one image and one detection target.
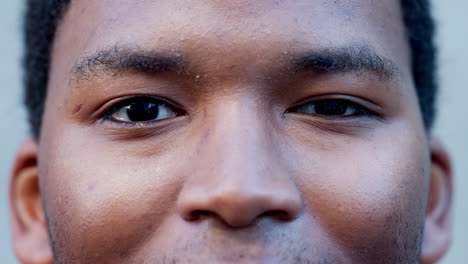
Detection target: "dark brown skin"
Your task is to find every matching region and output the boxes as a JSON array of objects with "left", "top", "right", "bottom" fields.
[{"left": 9, "top": 0, "right": 453, "bottom": 263}]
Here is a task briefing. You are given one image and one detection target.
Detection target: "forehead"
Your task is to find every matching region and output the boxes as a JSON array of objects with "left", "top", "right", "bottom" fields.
[{"left": 51, "top": 0, "right": 411, "bottom": 86}]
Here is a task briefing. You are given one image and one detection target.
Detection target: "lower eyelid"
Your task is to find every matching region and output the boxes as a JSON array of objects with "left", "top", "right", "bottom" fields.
[
  {"left": 286, "top": 113, "right": 378, "bottom": 135},
  {"left": 97, "top": 115, "right": 189, "bottom": 140},
  {"left": 102, "top": 116, "right": 172, "bottom": 128}
]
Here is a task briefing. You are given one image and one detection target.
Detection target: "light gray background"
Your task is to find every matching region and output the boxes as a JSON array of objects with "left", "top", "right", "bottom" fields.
[{"left": 0, "top": 1, "right": 466, "bottom": 263}]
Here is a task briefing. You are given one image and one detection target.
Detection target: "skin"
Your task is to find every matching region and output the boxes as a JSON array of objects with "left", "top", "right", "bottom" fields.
[{"left": 10, "top": 0, "right": 452, "bottom": 263}]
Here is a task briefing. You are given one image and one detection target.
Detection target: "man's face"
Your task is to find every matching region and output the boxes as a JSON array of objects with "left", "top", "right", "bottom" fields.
[{"left": 13, "top": 0, "right": 450, "bottom": 263}]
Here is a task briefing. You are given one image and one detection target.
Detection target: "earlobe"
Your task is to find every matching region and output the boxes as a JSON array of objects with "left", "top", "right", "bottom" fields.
[
  {"left": 420, "top": 138, "right": 453, "bottom": 264},
  {"left": 9, "top": 139, "right": 53, "bottom": 264}
]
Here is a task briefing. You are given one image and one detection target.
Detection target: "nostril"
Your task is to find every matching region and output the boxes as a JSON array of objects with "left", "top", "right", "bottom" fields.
[
  {"left": 177, "top": 182, "right": 303, "bottom": 228},
  {"left": 187, "top": 210, "right": 216, "bottom": 221},
  {"left": 260, "top": 210, "right": 296, "bottom": 222}
]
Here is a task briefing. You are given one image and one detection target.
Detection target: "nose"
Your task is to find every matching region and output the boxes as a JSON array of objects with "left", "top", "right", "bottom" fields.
[{"left": 177, "top": 99, "right": 302, "bottom": 228}]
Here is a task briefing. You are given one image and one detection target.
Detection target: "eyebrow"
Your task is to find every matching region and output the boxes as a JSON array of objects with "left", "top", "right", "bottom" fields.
[
  {"left": 293, "top": 45, "right": 398, "bottom": 79},
  {"left": 71, "top": 45, "right": 185, "bottom": 81},
  {"left": 71, "top": 44, "right": 398, "bottom": 82}
]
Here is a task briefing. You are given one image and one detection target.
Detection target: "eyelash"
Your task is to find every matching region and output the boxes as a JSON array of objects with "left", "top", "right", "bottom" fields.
[
  {"left": 100, "top": 95, "right": 376, "bottom": 129},
  {"left": 287, "top": 99, "right": 375, "bottom": 119},
  {"left": 102, "top": 96, "right": 183, "bottom": 126}
]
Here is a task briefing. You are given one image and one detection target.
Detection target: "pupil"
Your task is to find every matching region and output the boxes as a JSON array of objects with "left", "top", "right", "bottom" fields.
[
  {"left": 127, "top": 102, "right": 159, "bottom": 121},
  {"left": 315, "top": 101, "right": 347, "bottom": 115}
]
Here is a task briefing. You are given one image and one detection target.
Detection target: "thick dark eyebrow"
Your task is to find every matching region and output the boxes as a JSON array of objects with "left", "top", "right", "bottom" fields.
[
  {"left": 293, "top": 45, "right": 398, "bottom": 79},
  {"left": 71, "top": 45, "right": 185, "bottom": 81},
  {"left": 71, "top": 44, "right": 397, "bottom": 83}
]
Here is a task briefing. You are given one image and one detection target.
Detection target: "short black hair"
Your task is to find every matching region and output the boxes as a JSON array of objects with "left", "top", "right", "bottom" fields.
[{"left": 23, "top": 0, "right": 437, "bottom": 138}]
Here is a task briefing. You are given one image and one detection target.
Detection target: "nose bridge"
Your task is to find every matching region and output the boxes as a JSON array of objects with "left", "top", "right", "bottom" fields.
[
  {"left": 201, "top": 94, "right": 278, "bottom": 187},
  {"left": 177, "top": 96, "right": 302, "bottom": 227},
  {"left": 212, "top": 96, "right": 266, "bottom": 168}
]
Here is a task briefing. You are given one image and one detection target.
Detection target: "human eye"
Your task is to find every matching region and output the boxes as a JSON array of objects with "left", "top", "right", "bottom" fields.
[
  {"left": 104, "top": 96, "right": 181, "bottom": 124},
  {"left": 288, "top": 99, "right": 372, "bottom": 118}
]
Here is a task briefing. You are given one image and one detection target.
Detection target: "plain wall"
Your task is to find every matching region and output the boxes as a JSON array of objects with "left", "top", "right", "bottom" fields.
[{"left": 1, "top": 1, "right": 466, "bottom": 263}]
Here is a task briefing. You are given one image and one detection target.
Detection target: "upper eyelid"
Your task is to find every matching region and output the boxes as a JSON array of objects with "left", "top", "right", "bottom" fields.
[
  {"left": 287, "top": 99, "right": 376, "bottom": 119},
  {"left": 291, "top": 92, "right": 380, "bottom": 104},
  {"left": 289, "top": 99, "right": 365, "bottom": 110},
  {"left": 289, "top": 95, "right": 382, "bottom": 113},
  {"left": 101, "top": 95, "right": 184, "bottom": 118},
  {"left": 309, "top": 100, "right": 367, "bottom": 110},
  {"left": 98, "top": 95, "right": 378, "bottom": 122}
]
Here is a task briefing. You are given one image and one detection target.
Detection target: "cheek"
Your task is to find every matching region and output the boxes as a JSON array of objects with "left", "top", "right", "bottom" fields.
[
  {"left": 293, "top": 127, "right": 430, "bottom": 259},
  {"left": 38, "top": 128, "right": 186, "bottom": 262}
]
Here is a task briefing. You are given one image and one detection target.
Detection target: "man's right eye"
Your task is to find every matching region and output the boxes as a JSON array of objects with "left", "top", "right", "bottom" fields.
[{"left": 105, "top": 97, "right": 180, "bottom": 124}]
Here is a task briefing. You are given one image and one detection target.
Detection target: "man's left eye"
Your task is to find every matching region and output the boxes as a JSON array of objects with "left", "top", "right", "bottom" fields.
[
  {"left": 105, "top": 97, "right": 179, "bottom": 123},
  {"left": 289, "top": 99, "right": 371, "bottom": 117}
]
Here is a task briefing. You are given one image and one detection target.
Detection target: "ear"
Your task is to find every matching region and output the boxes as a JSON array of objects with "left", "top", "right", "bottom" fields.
[
  {"left": 420, "top": 137, "right": 453, "bottom": 264},
  {"left": 9, "top": 139, "right": 53, "bottom": 264}
]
